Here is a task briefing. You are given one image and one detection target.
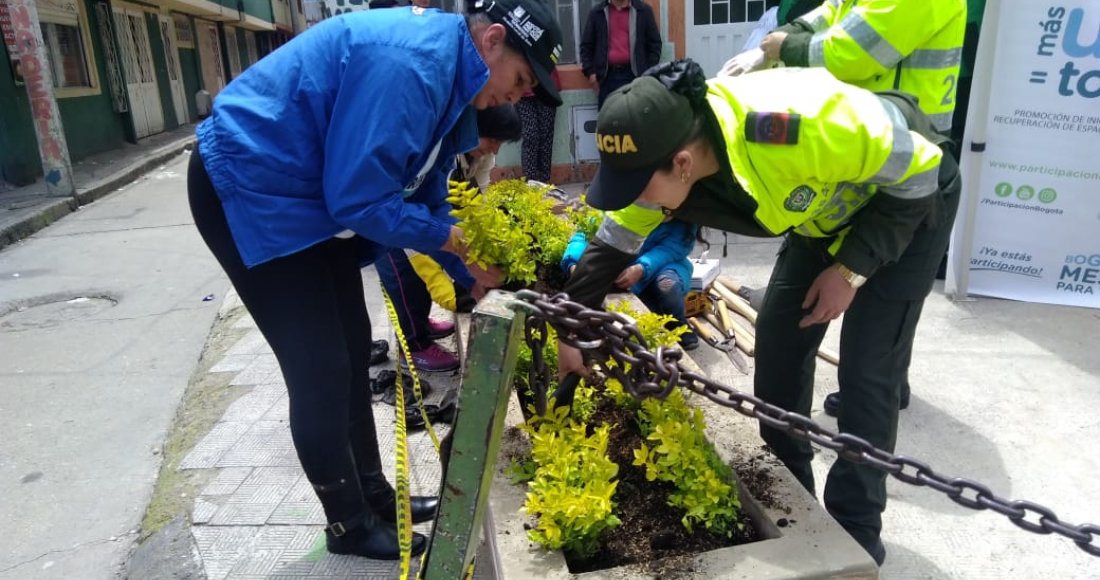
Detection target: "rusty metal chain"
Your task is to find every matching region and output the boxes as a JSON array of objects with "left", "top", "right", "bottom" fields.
[{"left": 510, "top": 290, "right": 1100, "bottom": 558}]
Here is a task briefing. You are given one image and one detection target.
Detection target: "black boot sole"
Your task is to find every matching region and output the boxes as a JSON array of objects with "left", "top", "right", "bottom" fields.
[{"left": 327, "top": 530, "right": 427, "bottom": 559}]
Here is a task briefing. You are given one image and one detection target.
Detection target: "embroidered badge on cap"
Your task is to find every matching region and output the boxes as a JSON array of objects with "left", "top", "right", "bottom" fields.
[
  {"left": 745, "top": 112, "right": 800, "bottom": 145},
  {"left": 784, "top": 185, "right": 816, "bottom": 212}
]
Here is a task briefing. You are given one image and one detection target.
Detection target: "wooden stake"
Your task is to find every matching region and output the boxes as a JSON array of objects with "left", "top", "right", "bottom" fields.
[{"left": 711, "top": 281, "right": 758, "bottom": 325}]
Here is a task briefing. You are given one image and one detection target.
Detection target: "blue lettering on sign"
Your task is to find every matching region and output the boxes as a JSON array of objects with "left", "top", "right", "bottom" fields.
[{"left": 1032, "top": 6, "right": 1100, "bottom": 98}]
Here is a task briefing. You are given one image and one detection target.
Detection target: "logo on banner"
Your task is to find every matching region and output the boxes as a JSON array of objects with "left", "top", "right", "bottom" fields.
[
  {"left": 1058, "top": 253, "right": 1100, "bottom": 295},
  {"left": 1032, "top": 6, "right": 1100, "bottom": 99},
  {"left": 981, "top": 181, "right": 1063, "bottom": 215}
]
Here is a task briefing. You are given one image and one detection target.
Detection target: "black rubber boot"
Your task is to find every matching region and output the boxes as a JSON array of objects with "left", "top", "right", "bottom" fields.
[
  {"left": 350, "top": 418, "right": 440, "bottom": 524},
  {"left": 360, "top": 466, "right": 440, "bottom": 525},
  {"left": 312, "top": 476, "right": 426, "bottom": 559}
]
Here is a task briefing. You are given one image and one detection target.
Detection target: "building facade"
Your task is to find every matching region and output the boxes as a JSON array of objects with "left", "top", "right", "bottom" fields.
[
  {"left": 1, "top": 0, "right": 302, "bottom": 186},
  {"left": 2, "top": 0, "right": 777, "bottom": 187}
]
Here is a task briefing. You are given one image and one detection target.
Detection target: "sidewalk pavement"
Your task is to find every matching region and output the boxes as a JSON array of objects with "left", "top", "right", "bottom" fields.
[
  {"left": 1, "top": 124, "right": 198, "bottom": 251},
  {"left": 2, "top": 139, "right": 1098, "bottom": 579}
]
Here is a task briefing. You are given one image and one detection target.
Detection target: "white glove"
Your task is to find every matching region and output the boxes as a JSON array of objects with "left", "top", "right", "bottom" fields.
[{"left": 719, "top": 48, "right": 768, "bottom": 77}]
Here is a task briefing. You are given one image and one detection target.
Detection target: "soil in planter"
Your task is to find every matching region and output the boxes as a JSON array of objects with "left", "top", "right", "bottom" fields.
[
  {"left": 566, "top": 400, "right": 761, "bottom": 575},
  {"left": 500, "top": 263, "right": 569, "bottom": 296}
]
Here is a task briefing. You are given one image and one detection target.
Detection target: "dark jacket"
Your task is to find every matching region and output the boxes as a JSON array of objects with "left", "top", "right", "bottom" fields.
[{"left": 579, "top": 0, "right": 662, "bottom": 81}]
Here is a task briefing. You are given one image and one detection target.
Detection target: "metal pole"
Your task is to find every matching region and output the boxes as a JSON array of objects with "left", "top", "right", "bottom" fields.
[
  {"left": 420, "top": 290, "right": 525, "bottom": 579},
  {"left": 5, "top": 0, "right": 74, "bottom": 197}
]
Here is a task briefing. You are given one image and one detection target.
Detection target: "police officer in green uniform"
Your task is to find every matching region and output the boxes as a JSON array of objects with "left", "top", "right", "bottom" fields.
[
  {"left": 723, "top": 0, "right": 967, "bottom": 416},
  {"left": 557, "top": 60, "right": 961, "bottom": 565}
]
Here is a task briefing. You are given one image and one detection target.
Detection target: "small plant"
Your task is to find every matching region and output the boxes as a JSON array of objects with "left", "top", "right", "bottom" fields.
[
  {"left": 603, "top": 301, "right": 742, "bottom": 537},
  {"left": 520, "top": 405, "right": 621, "bottom": 557},
  {"left": 633, "top": 389, "right": 742, "bottom": 536},
  {"left": 448, "top": 179, "right": 600, "bottom": 286}
]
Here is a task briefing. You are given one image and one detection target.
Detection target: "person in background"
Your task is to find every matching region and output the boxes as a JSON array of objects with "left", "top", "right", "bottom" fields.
[
  {"left": 580, "top": 0, "right": 663, "bottom": 109},
  {"left": 558, "top": 61, "right": 960, "bottom": 566},
  {"left": 188, "top": 0, "right": 562, "bottom": 561},
  {"left": 516, "top": 69, "right": 560, "bottom": 183},
  {"left": 453, "top": 103, "right": 523, "bottom": 189},
  {"left": 561, "top": 217, "right": 700, "bottom": 351}
]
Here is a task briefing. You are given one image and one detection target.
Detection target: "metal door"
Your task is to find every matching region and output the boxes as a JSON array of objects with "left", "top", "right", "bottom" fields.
[
  {"left": 159, "top": 15, "right": 188, "bottom": 125},
  {"left": 195, "top": 19, "right": 225, "bottom": 98},
  {"left": 224, "top": 25, "right": 242, "bottom": 78},
  {"left": 113, "top": 4, "right": 164, "bottom": 137},
  {"left": 685, "top": 0, "right": 772, "bottom": 76}
]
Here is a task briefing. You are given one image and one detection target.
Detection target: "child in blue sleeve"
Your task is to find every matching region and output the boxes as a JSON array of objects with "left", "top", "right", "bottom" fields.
[{"left": 562, "top": 218, "right": 700, "bottom": 350}]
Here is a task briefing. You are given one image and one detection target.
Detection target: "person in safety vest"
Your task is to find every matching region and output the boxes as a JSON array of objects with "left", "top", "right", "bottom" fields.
[
  {"left": 722, "top": 0, "right": 966, "bottom": 136},
  {"left": 188, "top": 0, "right": 562, "bottom": 561},
  {"left": 557, "top": 60, "right": 960, "bottom": 566},
  {"left": 722, "top": 0, "right": 966, "bottom": 418}
]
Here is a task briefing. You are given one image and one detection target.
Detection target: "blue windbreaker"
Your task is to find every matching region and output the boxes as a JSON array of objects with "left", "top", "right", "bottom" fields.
[{"left": 196, "top": 8, "right": 487, "bottom": 283}]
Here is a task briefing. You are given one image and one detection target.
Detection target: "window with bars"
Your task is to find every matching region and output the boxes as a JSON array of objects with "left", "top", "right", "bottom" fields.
[
  {"left": 39, "top": 21, "right": 91, "bottom": 88},
  {"left": 694, "top": 0, "right": 780, "bottom": 25},
  {"left": 174, "top": 13, "right": 194, "bottom": 48}
]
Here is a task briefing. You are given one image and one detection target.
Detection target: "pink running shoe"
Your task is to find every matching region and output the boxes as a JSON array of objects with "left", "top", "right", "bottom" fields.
[
  {"left": 427, "top": 318, "right": 455, "bottom": 340},
  {"left": 401, "top": 343, "right": 460, "bottom": 373}
]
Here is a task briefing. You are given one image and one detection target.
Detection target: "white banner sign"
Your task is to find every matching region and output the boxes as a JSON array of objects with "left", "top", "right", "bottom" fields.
[{"left": 954, "top": 0, "right": 1100, "bottom": 307}]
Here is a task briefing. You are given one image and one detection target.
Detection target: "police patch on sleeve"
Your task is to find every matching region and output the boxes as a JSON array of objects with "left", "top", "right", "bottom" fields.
[
  {"left": 745, "top": 112, "right": 800, "bottom": 145},
  {"left": 784, "top": 185, "right": 816, "bottom": 212}
]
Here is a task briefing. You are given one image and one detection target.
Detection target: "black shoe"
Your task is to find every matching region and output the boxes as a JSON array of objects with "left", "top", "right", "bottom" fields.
[
  {"left": 823, "top": 391, "right": 841, "bottom": 417},
  {"left": 313, "top": 477, "right": 426, "bottom": 559},
  {"left": 866, "top": 538, "right": 886, "bottom": 566},
  {"left": 680, "top": 332, "right": 700, "bottom": 351},
  {"left": 370, "top": 339, "right": 389, "bottom": 366},
  {"left": 824, "top": 390, "right": 910, "bottom": 417},
  {"left": 362, "top": 474, "right": 440, "bottom": 524},
  {"left": 380, "top": 372, "right": 433, "bottom": 406}
]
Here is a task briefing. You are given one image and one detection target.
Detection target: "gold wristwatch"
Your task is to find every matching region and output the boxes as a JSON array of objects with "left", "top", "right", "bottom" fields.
[{"left": 834, "top": 263, "right": 867, "bottom": 289}]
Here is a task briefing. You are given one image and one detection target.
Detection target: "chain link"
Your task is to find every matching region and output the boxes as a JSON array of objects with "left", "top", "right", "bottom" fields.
[{"left": 511, "top": 290, "right": 1100, "bottom": 558}]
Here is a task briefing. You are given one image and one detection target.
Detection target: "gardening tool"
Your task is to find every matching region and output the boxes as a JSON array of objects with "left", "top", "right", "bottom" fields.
[
  {"left": 711, "top": 280, "right": 758, "bottom": 325},
  {"left": 716, "top": 277, "right": 839, "bottom": 365},
  {"left": 688, "top": 317, "right": 750, "bottom": 374},
  {"left": 711, "top": 298, "right": 756, "bottom": 356}
]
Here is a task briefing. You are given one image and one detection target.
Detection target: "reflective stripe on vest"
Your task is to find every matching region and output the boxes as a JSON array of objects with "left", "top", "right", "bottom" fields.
[
  {"left": 804, "top": 0, "right": 966, "bottom": 132},
  {"left": 596, "top": 202, "right": 665, "bottom": 254}
]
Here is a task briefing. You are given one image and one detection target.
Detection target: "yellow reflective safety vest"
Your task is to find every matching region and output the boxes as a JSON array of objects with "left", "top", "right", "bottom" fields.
[
  {"left": 596, "top": 68, "right": 943, "bottom": 272},
  {"left": 795, "top": 0, "right": 966, "bottom": 132}
]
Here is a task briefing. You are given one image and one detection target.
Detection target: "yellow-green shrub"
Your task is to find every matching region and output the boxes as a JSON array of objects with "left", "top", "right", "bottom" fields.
[
  {"left": 520, "top": 405, "right": 621, "bottom": 557},
  {"left": 447, "top": 179, "right": 601, "bottom": 285}
]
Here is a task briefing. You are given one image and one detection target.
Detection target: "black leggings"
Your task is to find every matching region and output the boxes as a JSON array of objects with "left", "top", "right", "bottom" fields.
[{"left": 187, "top": 151, "right": 375, "bottom": 485}]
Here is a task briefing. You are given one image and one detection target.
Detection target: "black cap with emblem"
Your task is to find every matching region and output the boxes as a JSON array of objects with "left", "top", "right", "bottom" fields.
[
  {"left": 474, "top": 0, "right": 563, "bottom": 107},
  {"left": 586, "top": 76, "right": 695, "bottom": 211}
]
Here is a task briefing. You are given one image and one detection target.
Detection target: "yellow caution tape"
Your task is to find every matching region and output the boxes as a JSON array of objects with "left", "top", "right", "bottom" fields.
[{"left": 380, "top": 287, "right": 446, "bottom": 579}]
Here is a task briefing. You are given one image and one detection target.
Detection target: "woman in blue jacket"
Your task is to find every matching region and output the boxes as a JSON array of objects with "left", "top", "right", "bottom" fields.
[
  {"left": 562, "top": 218, "right": 700, "bottom": 350},
  {"left": 186, "top": 1, "right": 562, "bottom": 560}
]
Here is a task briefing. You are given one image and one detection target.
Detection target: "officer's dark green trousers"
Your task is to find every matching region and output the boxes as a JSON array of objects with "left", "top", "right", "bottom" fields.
[{"left": 753, "top": 163, "right": 960, "bottom": 552}]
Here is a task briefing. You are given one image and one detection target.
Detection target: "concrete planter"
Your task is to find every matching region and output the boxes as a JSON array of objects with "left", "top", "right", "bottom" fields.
[{"left": 477, "top": 295, "right": 879, "bottom": 579}]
